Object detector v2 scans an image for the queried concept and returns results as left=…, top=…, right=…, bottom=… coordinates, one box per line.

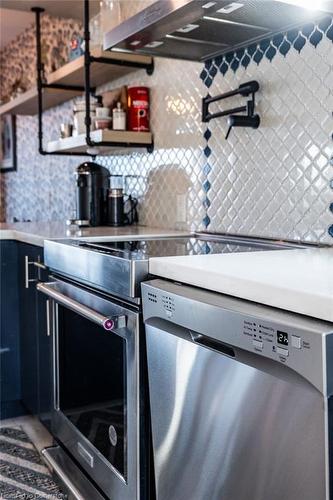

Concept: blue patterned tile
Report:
left=279, top=39, right=291, bottom=56
left=241, top=54, right=251, bottom=68
left=209, top=65, right=218, bottom=78
left=265, top=45, right=277, bottom=61
left=272, top=33, right=284, bottom=48
left=219, top=61, right=229, bottom=75
left=205, top=76, right=213, bottom=88
left=203, top=180, right=211, bottom=192
left=225, top=52, right=234, bottom=65
left=204, top=128, right=212, bottom=141
left=236, top=48, right=245, bottom=60
left=310, top=29, right=323, bottom=47
left=330, top=179, right=333, bottom=189
left=214, top=56, right=223, bottom=66
left=247, top=44, right=257, bottom=56
left=253, top=49, right=264, bottom=64
left=203, top=215, right=211, bottom=228
left=203, top=242, right=211, bottom=254
left=259, top=39, right=270, bottom=52
left=203, top=163, right=211, bottom=176
left=203, top=197, right=211, bottom=209
left=293, top=34, right=306, bottom=52
left=231, top=58, right=240, bottom=72
left=328, top=225, right=333, bottom=238
left=330, top=202, right=333, bottom=214
left=200, top=69, right=207, bottom=81
left=204, top=145, right=212, bottom=157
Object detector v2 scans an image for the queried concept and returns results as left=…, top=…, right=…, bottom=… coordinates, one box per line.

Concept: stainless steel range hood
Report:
left=104, top=0, right=333, bottom=61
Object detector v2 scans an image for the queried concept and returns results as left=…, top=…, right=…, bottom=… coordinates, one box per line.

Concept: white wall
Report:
left=1, top=15, right=332, bottom=243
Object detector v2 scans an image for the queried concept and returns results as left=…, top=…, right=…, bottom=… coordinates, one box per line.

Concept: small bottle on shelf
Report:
left=112, top=102, right=126, bottom=131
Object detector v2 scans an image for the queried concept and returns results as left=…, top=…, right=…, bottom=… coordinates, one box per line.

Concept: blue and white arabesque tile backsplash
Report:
left=1, top=14, right=332, bottom=243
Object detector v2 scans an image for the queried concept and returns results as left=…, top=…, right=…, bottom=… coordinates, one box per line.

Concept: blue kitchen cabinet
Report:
left=1, top=240, right=49, bottom=420
left=18, top=242, right=43, bottom=415
left=0, top=241, right=23, bottom=418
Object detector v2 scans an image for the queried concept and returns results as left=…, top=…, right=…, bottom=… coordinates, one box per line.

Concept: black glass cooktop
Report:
left=78, top=235, right=300, bottom=261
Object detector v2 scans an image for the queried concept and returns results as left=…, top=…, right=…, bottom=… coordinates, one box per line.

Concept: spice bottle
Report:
left=112, top=102, right=126, bottom=130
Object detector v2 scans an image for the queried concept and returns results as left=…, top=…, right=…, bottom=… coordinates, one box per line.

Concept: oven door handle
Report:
left=37, top=282, right=127, bottom=331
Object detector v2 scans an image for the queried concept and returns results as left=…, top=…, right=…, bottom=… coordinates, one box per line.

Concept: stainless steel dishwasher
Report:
left=142, top=279, right=333, bottom=500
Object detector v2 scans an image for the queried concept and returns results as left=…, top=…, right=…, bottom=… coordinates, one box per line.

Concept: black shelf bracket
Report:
left=89, top=55, right=154, bottom=75
left=202, top=80, right=260, bottom=140
left=31, top=6, right=45, bottom=156
left=32, top=0, right=154, bottom=157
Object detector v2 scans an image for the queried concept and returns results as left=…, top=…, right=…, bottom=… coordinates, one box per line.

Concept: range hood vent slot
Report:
left=104, top=0, right=333, bottom=61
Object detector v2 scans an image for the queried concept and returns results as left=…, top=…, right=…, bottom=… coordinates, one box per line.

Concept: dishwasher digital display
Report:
left=277, top=330, right=289, bottom=346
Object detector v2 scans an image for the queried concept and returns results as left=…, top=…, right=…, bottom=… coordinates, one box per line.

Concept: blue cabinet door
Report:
left=18, top=243, right=43, bottom=415
left=0, top=241, right=21, bottom=417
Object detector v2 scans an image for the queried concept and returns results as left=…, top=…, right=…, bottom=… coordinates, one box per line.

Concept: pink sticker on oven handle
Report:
left=103, top=319, right=114, bottom=330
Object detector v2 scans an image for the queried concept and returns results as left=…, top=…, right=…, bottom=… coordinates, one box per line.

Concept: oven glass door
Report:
left=37, top=279, right=141, bottom=500
left=57, top=304, right=127, bottom=478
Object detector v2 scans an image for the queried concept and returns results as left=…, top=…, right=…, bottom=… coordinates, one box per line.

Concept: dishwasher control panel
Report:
left=148, top=290, right=176, bottom=318
left=243, top=320, right=307, bottom=362
left=143, top=280, right=333, bottom=394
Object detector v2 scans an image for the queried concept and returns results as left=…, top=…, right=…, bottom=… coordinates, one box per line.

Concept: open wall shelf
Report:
left=46, top=130, right=153, bottom=155
left=1, top=0, right=154, bottom=156
left=0, top=87, right=77, bottom=116
left=48, top=48, right=153, bottom=88
left=0, top=49, right=153, bottom=117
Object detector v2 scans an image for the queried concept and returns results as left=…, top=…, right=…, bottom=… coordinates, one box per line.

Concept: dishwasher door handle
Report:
left=190, top=332, right=235, bottom=358
left=37, top=282, right=127, bottom=331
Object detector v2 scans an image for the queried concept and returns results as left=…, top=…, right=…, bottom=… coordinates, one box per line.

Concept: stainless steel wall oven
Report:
left=38, top=278, right=147, bottom=500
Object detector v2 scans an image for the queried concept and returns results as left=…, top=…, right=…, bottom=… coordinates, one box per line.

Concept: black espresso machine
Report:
left=67, top=161, right=138, bottom=227
left=69, top=162, right=110, bottom=227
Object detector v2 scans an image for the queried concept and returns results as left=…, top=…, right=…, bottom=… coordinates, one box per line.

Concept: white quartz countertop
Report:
left=0, top=221, right=191, bottom=247
left=149, top=248, right=333, bottom=323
